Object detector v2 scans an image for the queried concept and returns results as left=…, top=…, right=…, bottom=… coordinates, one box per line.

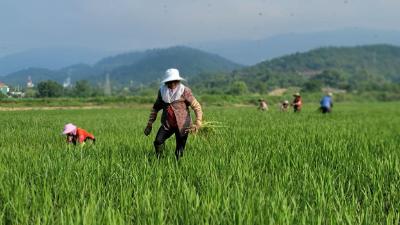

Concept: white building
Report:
left=63, top=77, right=72, bottom=88
left=27, top=76, right=34, bottom=88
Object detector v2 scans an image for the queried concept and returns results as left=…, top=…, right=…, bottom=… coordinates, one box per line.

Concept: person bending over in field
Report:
left=258, top=99, right=268, bottom=111
left=320, top=92, right=333, bottom=114
left=280, top=100, right=290, bottom=112
left=62, top=123, right=95, bottom=145
left=291, top=93, right=302, bottom=113
left=144, top=68, right=203, bottom=160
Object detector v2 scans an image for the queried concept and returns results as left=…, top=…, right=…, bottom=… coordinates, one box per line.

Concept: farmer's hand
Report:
left=66, top=135, right=73, bottom=143
left=186, top=121, right=201, bottom=134
left=144, top=124, right=152, bottom=136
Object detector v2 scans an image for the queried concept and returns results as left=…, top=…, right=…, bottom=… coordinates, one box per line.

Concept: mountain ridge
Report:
left=191, top=28, right=400, bottom=65
left=190, top=44, right=400, bottom=93
left=1, top=46, right=242, bottom=86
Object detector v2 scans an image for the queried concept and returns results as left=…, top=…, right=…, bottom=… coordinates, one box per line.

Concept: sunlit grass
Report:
left=0, top=102, right=399, bottom=224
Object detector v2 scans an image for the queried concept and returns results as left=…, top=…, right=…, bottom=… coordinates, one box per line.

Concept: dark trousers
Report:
left=154, top=126, right=188, bottom=159
left=321, top=107, right=331, bottom=114
left=68, top=135, right=95, bottom=145
left=294, top=106, right=301, bottom=113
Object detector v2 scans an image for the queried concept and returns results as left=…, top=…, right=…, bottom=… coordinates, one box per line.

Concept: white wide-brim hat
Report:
left=161, top=68, right=185, bottom=83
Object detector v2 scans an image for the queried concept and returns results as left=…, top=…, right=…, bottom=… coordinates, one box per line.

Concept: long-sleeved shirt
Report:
left=258, top=101, right=268, bottom=111
left=292, top=97, right=302, bottom=111
left=320, top=96, right=333, bottom=108
left=67, top=128, right=95, bottom=144
left=147, top=87, right=203, bottom=134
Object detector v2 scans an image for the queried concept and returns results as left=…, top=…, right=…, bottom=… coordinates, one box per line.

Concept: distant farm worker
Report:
left=62, top=123, right=95, bottom=145
left=291, top=93, right=302, bottom=112
left=320, top=92, right=333, bottom=113
left=258, top=99, right=268, bottom=111
left=144, top=68, right=203, bottom=160
left=280, top=100, right=290, bottom=112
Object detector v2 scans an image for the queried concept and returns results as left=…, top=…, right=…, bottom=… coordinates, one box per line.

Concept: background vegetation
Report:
left=3, top=45, right=399, bottom=102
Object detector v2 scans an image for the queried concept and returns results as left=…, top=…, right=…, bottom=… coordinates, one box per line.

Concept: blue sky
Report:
left=1, top=0, right=399, bottom=54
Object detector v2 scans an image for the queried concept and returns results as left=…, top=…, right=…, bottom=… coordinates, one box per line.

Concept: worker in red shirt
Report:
left=291, top=93, right=302, bottom=112
left=62, top=123, right=95, bottom=145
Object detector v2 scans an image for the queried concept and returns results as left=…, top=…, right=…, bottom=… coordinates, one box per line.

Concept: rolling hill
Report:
left=4, top=44, right=400, bottom=95
left=107, top=46, right=242, bottom=84
left=3, top=68, right=66, bottom=86
left=1, top=46, right=242, bottom=87
left=191, top=44, right=400, bottom=93
left=242, top=44, right=400, bottom=80
left=0, top=47, right=111, bottom=75
left=192, top=28, right=400, bottom=65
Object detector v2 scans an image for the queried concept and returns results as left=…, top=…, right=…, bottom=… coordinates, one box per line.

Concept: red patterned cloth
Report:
left=166, top=105, right=178, bottom=128
left=147, top=87, right=202, bottom=134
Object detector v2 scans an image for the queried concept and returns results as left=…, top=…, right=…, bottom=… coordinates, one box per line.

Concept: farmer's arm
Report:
left=66, top=135, right=72, bottom=143
left=147, top=91, right=163, bottom=126
left=191, top=98, right=203, bottom=127
left=185, top=88, right=203, bottom=127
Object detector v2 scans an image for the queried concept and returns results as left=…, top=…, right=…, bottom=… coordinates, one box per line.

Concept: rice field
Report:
left=0, top=102, right=399, bottom=224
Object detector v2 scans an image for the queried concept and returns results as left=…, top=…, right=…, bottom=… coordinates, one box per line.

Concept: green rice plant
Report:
left=191, top=120, right=227, bottom=138
left=0, top=102, right=399, bottom=224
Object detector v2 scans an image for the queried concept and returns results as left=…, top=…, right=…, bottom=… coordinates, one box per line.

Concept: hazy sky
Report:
left=1, top=0, right=400, bottom=54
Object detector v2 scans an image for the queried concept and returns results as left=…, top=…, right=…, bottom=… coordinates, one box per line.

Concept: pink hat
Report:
left=62, top=123, right=77, bottom=135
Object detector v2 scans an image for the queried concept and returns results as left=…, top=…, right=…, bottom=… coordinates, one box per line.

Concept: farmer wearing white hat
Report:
left=62, top=123, right=95, bottom=145
left=258, top=99, right=268, bottom=111
left=320, top=92, right=333, bottom=113
left=144, top=68, right=203, bottom=160
left=280, top=100, right=289, bottom=112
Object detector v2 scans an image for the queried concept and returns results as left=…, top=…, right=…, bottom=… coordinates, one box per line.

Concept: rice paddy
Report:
left=0, top=102, right=399, bottom=224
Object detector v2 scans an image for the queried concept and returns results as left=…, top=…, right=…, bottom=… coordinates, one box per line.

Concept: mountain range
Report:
left=0, top=47, right=112, bottom=76
left=1, top=28, right=400, bottom=90
left=1, top=46, right=241, bottom=86
left=191, top=28, right=400, bottom=65
left=2, top=28, right=400, bottom=77
left=190, top=44, right=400, bottom=93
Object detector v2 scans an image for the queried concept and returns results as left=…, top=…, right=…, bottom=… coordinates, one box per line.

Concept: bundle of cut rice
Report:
left=190, top=120, right=226, bottom=137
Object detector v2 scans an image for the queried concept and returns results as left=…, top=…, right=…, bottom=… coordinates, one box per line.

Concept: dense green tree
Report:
left=36, top=80, right=63, bottom=97
left=310, top=70, right=347, bottom=89
left=0, top=92, right=7, bottom=99
left=302, top=80, right=322, bottom=92
left=254, top=82, right=268, bottom=94
left=229, top=81, right=248, bottom=95
left=73, top=80, right=92, bottom=97
left=24, top=88, right=37, bottom=98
